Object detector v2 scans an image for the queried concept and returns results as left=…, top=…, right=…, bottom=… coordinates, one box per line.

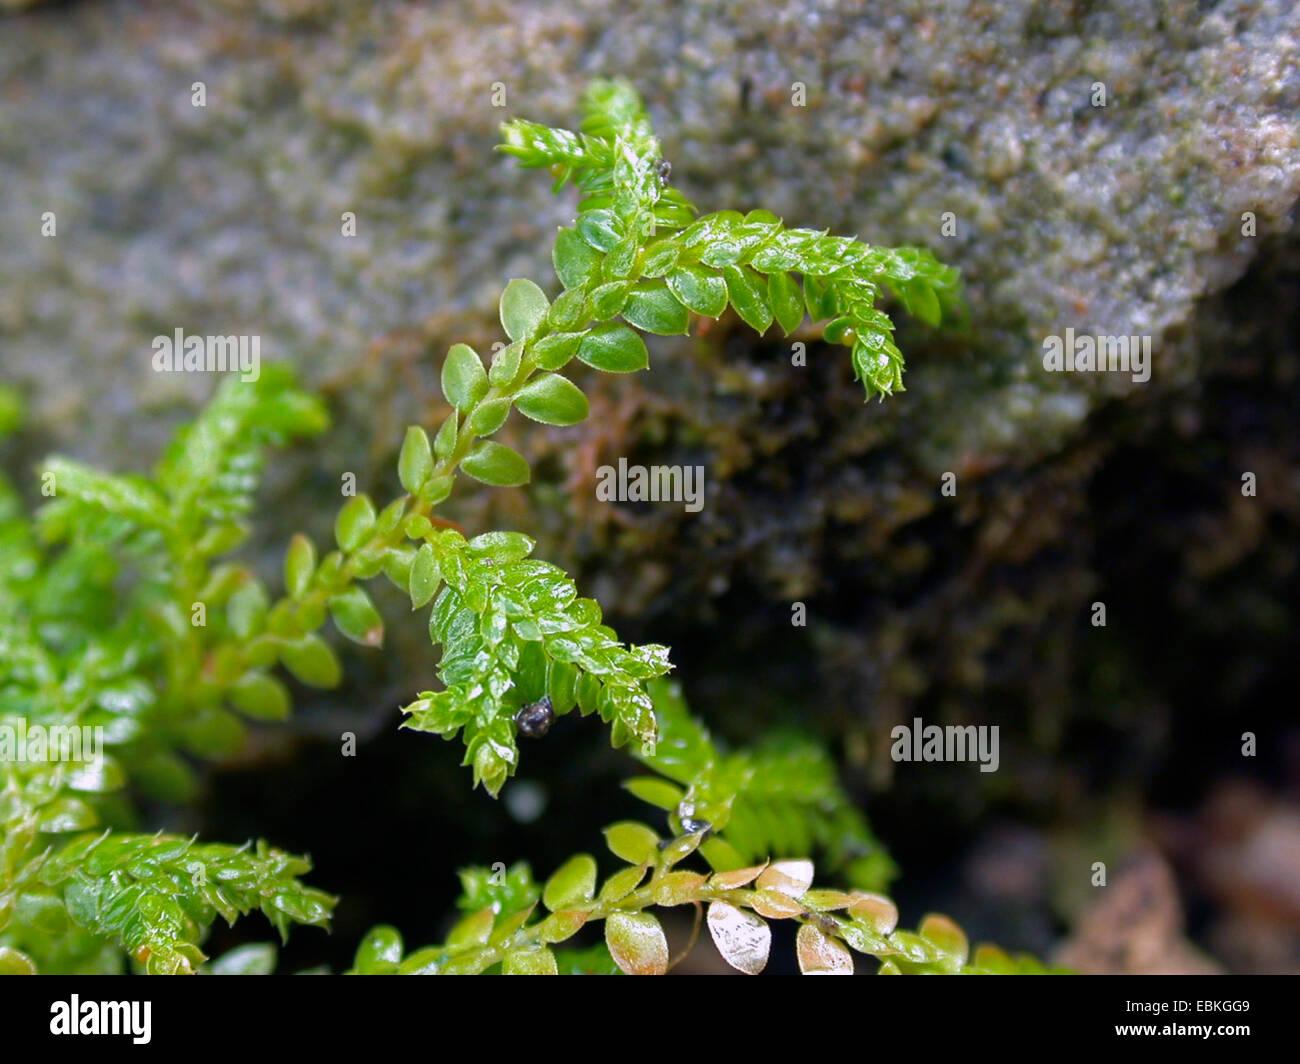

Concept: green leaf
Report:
left=640, top=240, right=680, bottom=278
left=553, top=227, right=602, bottom=289
left=602, top=234, right=639, bottom=280
left=350, top=926, right=404, bottom=973
left=38, top=834, right=334, bottom=975
left=284, top=534, right=316, bottom=599
left=605, top=912, right=668, bottom=976
left=398, top=427, right=434, bottom=494
left=514, top=374, right=589, bottom=426
left=229, top=672, right=292, bottom=722
left=803, top=274, right=838, bottom=321
left=577, top=209, right=622, bottom=252
left=461, top=442, right=531, bottom=487
left=542, top=854, right=597, bottom=911
left=598, top=865, right=647, bottom=904
left=901, top=279, right=942, bottom=328
left=467, top=397, right=512, bottom=437
left=722, top=265, right=773, bottom=334
left=227, top=581, right=269, bottom=640
left=603, top=821, right=660, bottom=865
left=206, top=943, right=278, bottom=975
left=37, top=797, right=98, bottom=833
left=768, top=271, right=804, bottom=335
left=667, top=264, right=727, bottom=317
left=442, top=343, right=489, bottom=411
left=335, top=495, right=376, bottom=553
left=419, top=474, right=455, bottom=506
left=503, top=946, right=558, bottom=975
left=467, top=530, right=536, bottom=562
left=489, top=341, right=524, bottom=388
left=825, top=315, right=855, bottom=344
left=329, top=586, right=384, bottom=646
left=547, top=287, right=588, bottom=330
left=532, top=331, right=584, bottom=371
left=577, top=323, right=648, bottom=373
left=408, top=543, right=440, bottom=608
left=623, top=777, right=685, bottom=811
left=38, top=457, right=169, bottom=529
left=500, top=278, right=550, bottom=342
left=623, top=282, right=690, bottom=335
left=0, top=948, right=36, bottom=976
left=281, top=634, right=342, bottom=688
left=588, top=280, right=630, bottom=320
left=433, top=413, right=458, bottom=459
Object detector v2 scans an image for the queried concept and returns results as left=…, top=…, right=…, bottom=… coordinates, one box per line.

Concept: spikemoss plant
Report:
left=0, top=82, right=1049, bottom=976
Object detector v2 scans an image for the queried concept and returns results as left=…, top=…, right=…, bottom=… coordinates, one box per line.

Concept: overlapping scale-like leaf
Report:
left=401, top=530, right=671, bottom=796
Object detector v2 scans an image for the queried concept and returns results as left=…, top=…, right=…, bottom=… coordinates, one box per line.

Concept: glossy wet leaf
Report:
left=657, top=831, right=704, bottom=868
left=577, top=209, right=622, bottom=252
left=623, top=282, right=690, bottom=335
left=553, top=227, right=601, bottom=289
left=722, top=265, right=773, bottom=334
left=768, top=271, right=805, bottom=335
left=351, top=926, right=403, bottom=973
left=667, top=264, right=727, bottom=317
left=514, top=373, right=589, bottom=426
left=577, top=322, right=648, bottom=373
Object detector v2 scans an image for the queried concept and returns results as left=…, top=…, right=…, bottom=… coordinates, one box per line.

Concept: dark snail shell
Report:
left=515, top=696, right=555, bottom=739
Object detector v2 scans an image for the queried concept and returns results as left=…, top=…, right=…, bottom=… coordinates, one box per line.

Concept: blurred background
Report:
left=2, top=0, right=1298, bottom=972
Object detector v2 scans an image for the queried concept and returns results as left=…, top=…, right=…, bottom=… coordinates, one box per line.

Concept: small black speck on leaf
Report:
left=515, top=696, right=554, bottom=738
